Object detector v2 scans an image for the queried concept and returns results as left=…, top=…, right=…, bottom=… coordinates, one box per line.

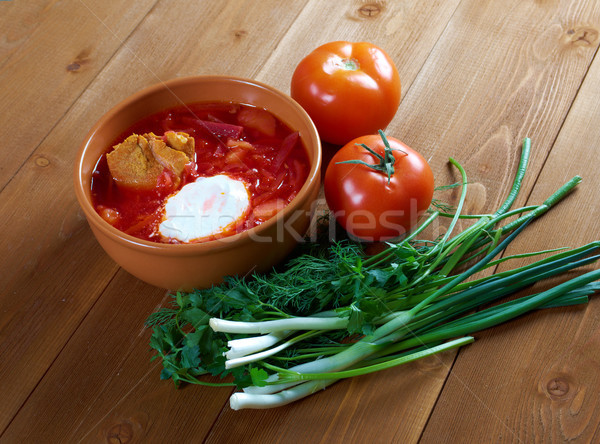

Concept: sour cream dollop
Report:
left=159, top=175, right=250, bottom=242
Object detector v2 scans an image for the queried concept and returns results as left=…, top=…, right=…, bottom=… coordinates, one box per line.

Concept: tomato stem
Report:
left=336, top=130, right=406, bottom=184
left=340, top=57, right=360, bottom=71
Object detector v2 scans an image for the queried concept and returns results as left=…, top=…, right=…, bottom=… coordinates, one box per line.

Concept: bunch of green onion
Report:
left=146, top=138, right=600, bottom=410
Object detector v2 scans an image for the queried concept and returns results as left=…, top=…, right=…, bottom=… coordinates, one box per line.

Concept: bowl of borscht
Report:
left=74, top=76, right=322, bottom=290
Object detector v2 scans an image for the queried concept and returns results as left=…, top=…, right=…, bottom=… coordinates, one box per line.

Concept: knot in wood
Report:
left=106, top=422, right=134, bottom=444
left=546, top=377, right=569, bottom=398
left=564, top=26, right=599, bottom=47
left=415, top=354, right=444, bottom=373
left=66, top=62, right=81, bottom=72
left=35, top=156, right=50, bottom=167
left=358, top=3, right=383, bottom=18
left=234, top=30, right=247, bottom=38
left=67, top=48, right=91, bottom=72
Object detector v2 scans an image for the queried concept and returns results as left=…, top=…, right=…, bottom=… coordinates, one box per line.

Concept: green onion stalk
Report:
left=146, top=138, right=600, bottom=410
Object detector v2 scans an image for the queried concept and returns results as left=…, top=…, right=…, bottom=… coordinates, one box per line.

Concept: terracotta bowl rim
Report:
left=73, top=75, right=322, bottom=257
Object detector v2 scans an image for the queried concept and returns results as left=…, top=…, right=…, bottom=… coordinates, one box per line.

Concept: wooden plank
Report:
left=0, top=0, right=310, bottom=437
left=0, top=0, right=159, bottom=431
left=421, top=32, right=600, bottom=444
left=1, top=270, right=454, bottom=443
left=2, top=0, right=598, bottom=442
left=391, top=0, right=600, bottom=215
left=200, top=1, right=472, bottom=442
left=205, top=352, right=458, bottom=444
left=0, top=0, right=158, bottom=190
left=205, top=0, right=600, bottom=442
left=254, top=0, right=461, bottom=99
left=2, top=0, right=463, bottom=439
left=0, top=272, right=237, bottom=443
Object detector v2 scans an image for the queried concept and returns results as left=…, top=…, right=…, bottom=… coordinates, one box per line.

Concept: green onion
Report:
left=146, top=138, right=599, bottom=409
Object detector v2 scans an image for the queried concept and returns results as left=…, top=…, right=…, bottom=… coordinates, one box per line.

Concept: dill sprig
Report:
left=145, top=138, right=600, bottom=409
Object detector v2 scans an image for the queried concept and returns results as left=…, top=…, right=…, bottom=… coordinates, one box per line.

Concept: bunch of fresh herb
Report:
left=146, top=139, right=600, bottom=409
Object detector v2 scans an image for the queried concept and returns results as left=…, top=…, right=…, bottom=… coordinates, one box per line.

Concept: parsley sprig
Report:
left=146, top=138, right=600, bottom=409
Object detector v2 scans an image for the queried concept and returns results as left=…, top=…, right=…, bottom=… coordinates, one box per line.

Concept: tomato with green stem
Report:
left=324, top=131, right=434, bottom=241
left=290, top=41, right=401, bottom=146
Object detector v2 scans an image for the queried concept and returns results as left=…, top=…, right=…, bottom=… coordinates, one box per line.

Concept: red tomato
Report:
left=291, top=41, right=401, bottom=146
left=324, top=133, right=434, bottom=241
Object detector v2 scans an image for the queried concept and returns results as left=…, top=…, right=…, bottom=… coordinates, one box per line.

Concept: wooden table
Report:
left=2, top=1, right=600, bottom=442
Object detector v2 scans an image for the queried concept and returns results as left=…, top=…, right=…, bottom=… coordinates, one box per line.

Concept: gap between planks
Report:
left=0, top=0, right=161, bottom=196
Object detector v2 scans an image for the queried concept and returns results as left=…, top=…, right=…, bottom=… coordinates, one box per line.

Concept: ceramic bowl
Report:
left=74, top=76, right=321, bottom=290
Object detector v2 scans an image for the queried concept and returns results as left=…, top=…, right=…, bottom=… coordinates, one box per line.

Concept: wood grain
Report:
left=1, top=0, right=599, bottom=442
left=0, top=0, right=159, bottom=190
left=254, top=0, right=462, bottom=95
left=0, top=0, right=161, bottom=430
left=0, top=271, right=236, bottom=443
left=421, top=28, right=600, bottom=443
left=205, top=351, right=457, bottom=444
left=204, top=2, right=478, bottom=442
left=377, top=0, right=600, bottom=268
left=205, top=0, right=600, bottom=442
left=0, top=0, right=309, bottom=435
left=391, top=0, right=600, bottom=209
